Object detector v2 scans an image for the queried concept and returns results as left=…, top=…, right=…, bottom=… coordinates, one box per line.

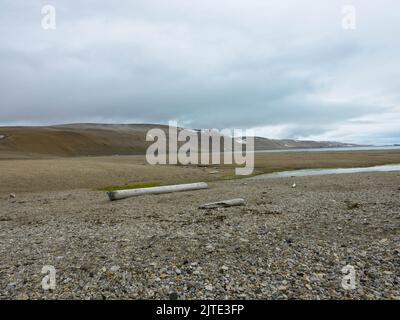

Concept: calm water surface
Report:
left=251, top=164, right=400, bottom=179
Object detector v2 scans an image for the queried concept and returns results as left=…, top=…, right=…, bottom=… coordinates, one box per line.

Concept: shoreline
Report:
left=1, top=150, right=400, bottom=194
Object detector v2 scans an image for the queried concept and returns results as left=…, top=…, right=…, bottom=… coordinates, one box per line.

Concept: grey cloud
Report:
left=0, top=0, right=400, bottom=144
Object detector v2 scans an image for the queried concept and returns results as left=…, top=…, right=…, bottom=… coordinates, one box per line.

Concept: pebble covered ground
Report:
left=0, top=172, right=399, bottom=299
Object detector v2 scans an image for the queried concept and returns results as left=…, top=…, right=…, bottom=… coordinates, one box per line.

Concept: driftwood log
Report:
left=108, top=182, right=208, bottom=201
left=199, top=198, right=245, bottom=209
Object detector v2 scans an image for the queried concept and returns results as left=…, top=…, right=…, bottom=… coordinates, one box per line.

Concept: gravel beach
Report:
left=0, top=172, right=399, bottom=300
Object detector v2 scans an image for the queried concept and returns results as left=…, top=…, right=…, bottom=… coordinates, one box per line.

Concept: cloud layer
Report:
left=0, top=0, right=399, bottom=144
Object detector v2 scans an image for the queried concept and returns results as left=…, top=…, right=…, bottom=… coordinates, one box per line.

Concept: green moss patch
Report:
left=96, top=181, right=161, bottom=191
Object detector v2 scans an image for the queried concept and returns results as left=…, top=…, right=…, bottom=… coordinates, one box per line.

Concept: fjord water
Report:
left=251, top=164, right=400, bottom=179
left=255, top=146, right=400, bottom=154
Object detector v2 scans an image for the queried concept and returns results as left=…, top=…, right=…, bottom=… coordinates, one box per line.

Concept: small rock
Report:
left=205, top=284, right=213, bottom=291
left=285, top=238, right=293, bottom=245
left=169, top=292, right=179, bottom=300
left=110, top=265, right=120, bottom=272
left=16, top=293, right=29, bottom=300
left=206, top=244, right=214, bottom=251
left=8, top=282, right=17, bottom=288
left=9, top=193, right=16, bottom=198
left=346, top=201, right=360, bottom=210
left=175, top=268, right=182, bottom=275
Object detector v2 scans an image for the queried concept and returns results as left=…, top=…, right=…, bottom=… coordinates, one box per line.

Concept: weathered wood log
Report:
left=107, top=182, right=208, bottom=201
left=199, top=198, right=245, bottom=209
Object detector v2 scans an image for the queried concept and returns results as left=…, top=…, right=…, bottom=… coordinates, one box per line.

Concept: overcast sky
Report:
left=0, top=0, right=399, bottom=144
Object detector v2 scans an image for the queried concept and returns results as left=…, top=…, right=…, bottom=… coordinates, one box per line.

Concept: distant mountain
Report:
left=0, top=123, right=360, bottom=159
left=252, top=136, right=359, bottom=150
